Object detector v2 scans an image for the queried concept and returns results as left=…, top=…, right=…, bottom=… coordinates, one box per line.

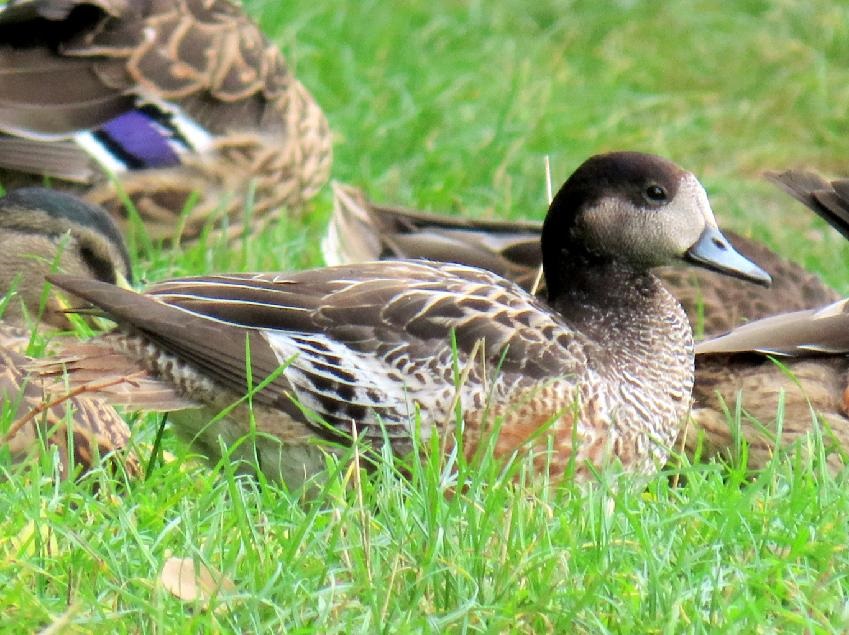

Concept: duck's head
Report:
left=541, top=151, right=771, bottom=298
left=0, top=187, right=131, bottom=329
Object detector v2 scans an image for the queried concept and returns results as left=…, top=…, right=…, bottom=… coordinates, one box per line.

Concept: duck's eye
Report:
left=644, top=185, right=668, bottom=203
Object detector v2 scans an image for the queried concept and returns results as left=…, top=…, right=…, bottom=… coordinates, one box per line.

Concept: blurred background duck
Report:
left=0, top=0, right=332, bottom=244
left=0, top=187, right=138, bottom=479
left=324, top=170, right=849, bottom=473
left=0, top=187, right=131, bottom=329
left=689, top=170, right=849, bottom=473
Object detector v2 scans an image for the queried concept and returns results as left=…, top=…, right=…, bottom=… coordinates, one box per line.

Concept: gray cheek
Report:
left=662, top=203, right=706, bottom=254
left=581, top=199, right=702, bottom=264
left=580, top=204, right=641, bottom=254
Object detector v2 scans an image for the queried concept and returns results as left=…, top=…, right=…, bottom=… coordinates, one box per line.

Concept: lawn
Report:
left=2, top=0, right=849, bottom=631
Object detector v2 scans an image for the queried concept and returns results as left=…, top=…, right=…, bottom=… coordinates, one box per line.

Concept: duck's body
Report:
left=0, top=0, right=332, bottom=242
left=326, top=171, right=849, bottom=471
left=51, top=260, right=692, bottom=484
left=678, top=171, right=849, bottom=471
left=0, top=187, right=137, bottom=479
left=690, top=295, right=849, bottom=472
left=689, top=352, right=849, bottom=472
left=40, top=152, right=768, bottom=487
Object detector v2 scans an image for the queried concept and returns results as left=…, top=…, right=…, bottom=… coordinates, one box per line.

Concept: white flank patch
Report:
left=262, top=330, right=415, bottom=426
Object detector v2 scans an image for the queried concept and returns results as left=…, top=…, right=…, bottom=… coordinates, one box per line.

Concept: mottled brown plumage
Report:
left=38, top=152, right=769, bottom=488
left=0, top=188, right=137, bottom=478
left=325, top=172, right=849, bottom=472
left=0, top=0, right=332, bottom=243
left=1, top=326, right=139, bottom=478
left=690, top=299, right=849, bottom=473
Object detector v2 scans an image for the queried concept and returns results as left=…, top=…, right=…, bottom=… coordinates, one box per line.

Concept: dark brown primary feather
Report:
left=766, top=169, right=849, bottom=243
left=0, top=0, right=332, bottom=242
left=39, top=276, right=294, bottom=409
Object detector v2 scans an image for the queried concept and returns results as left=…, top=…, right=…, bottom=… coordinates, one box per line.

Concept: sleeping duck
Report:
left=0, top=0, right=332, bottom=244
left=0, top=187, right=138, bottom=479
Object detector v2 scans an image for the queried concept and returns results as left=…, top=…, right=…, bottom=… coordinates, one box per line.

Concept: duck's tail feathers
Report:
left=766, top=169, right=849, bottom=242
left=28, top=339, right=198, bottom=411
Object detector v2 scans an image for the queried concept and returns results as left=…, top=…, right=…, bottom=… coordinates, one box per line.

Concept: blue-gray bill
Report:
left=685, top=226, right=772, bottom=287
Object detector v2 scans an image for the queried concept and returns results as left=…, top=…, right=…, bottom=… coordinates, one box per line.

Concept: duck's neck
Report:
left=548, top=258, right=694, bottom=383
left=549, top=258, right=695, bottom=461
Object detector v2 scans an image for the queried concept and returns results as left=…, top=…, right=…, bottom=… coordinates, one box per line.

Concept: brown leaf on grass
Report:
left=159, top=556, right=236, bottom=605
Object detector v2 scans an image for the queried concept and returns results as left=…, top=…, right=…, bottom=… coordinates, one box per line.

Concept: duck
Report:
left=0, top=187, right=138, bottom=479
left=0, top=0, right=332, bottom=244
left=325, top=170, right=849, bottom=471
left=34, top=152, right=769, bottom=488
left=692, top=298, right=849, bottom=473
left=1, top=336, right=140, bottom=479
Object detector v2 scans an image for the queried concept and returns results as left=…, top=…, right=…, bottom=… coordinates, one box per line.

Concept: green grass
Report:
left=3, top=0, right=849, bottom=631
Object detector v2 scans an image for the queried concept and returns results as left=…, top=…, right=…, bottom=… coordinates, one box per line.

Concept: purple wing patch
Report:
left=96, top=109, right=186, bottom=170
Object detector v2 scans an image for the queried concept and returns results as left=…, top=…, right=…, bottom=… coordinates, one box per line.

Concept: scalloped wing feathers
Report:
left=48, top=264, right=590, bottom=443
